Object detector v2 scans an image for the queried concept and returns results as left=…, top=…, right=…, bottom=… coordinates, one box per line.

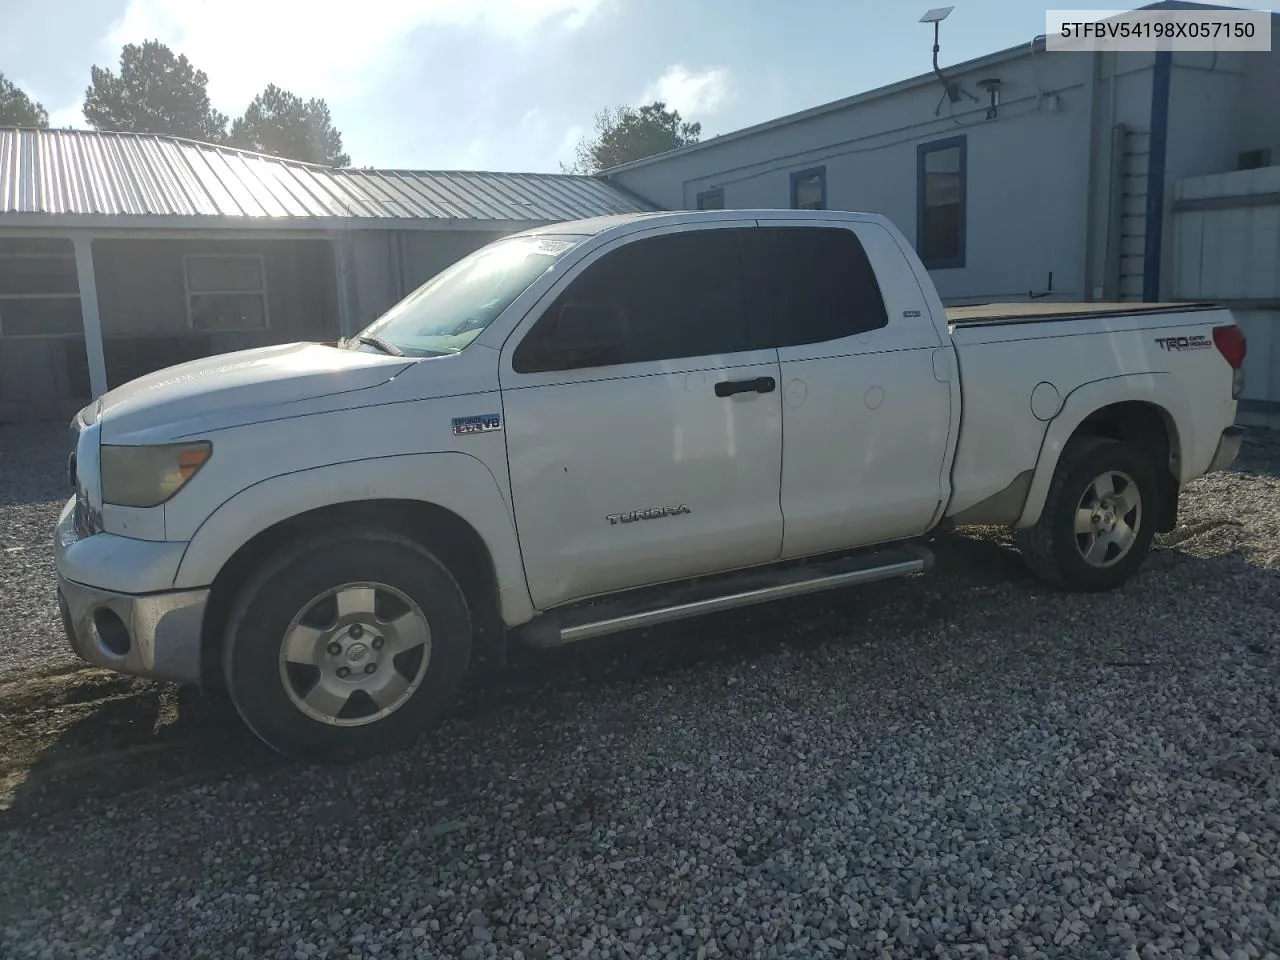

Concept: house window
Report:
left=0, top=237, right=83, bottom=337
left=790, top=167, right=826, bottom=210
left=917, top=135, right=967, bottom=269
left=1239, top=148, right=1272, bottom=171
left=184, top=254, right=269, bottom=330
left=696, top=187, right=725, bottom=210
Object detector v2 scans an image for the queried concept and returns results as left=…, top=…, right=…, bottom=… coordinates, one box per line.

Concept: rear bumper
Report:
left=54, top=496, right=207, bottom=685
left=1207, top=425, right=1244, bottom=474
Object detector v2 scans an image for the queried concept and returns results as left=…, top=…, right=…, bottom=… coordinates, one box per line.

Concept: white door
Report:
left=749, top=219, right=956, bottom=559
left=499, top=223, right=784, bottom=610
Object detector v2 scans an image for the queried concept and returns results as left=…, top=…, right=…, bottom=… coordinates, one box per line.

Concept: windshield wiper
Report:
left=351, top=335, right=404, bottom=356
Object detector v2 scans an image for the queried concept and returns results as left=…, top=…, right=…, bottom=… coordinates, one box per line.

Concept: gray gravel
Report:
left=0, top=423, right=74, bottom=676
left=1, top=424, right=1279, bottom=959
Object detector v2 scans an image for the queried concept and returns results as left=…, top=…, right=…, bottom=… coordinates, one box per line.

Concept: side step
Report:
left=515, top=544, right=934, bottom=649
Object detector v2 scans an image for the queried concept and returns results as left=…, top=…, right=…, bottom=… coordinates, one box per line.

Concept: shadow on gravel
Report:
left=0, top=669, right=280, bottom=830
left=0, top=527, right=1251, bottom=830
left=1227, top=433, right=1280, bottom=479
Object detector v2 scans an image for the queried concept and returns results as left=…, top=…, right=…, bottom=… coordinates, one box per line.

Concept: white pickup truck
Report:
left=55, top=209, right=1247, bottom=761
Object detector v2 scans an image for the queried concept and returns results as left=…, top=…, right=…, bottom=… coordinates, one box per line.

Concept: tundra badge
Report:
left=607, top=505, right=692, bottom=525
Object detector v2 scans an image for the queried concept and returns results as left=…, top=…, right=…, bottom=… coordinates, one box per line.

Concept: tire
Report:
left=1018, top=435, right=1160, bottom=592
left=222, top=526, right=472, bottom=763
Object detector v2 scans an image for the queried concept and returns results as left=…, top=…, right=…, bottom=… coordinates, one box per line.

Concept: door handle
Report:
left=715, top=376, right=777, bottom=397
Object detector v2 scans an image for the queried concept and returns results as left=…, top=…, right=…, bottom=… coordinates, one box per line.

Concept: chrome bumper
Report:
left=57, top=575, right=208, bottom=684
left=1208, top=425, right=1244, bottom=473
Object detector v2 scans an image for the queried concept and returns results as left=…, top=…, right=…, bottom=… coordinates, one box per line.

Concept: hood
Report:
left=94, top=341, right=414, bottom=443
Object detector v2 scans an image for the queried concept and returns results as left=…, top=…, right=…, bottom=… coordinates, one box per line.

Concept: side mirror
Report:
left=553, top=302, right=629, bottom=354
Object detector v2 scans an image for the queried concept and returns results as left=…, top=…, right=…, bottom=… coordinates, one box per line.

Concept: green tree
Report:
left=0, top=72, right=49, bottom=128
left=230, top=84, right=349, bottom=166
left=83, top=40, right=228, bottom=142
left=565, top=101, right=701, bottom=174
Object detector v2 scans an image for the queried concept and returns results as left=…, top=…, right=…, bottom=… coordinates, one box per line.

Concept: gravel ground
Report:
left=1, top=424, right=1279, bottom=959
left=0, top=423, right=74, bottom=677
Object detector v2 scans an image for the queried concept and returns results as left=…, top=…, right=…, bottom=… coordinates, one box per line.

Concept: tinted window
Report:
left=745, top=226, right=888, bottom=348
left=512, top=229, right=749, bottom=372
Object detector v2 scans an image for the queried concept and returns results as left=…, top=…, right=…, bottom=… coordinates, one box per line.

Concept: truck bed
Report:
left=946, top=301, right=1220, bottom=327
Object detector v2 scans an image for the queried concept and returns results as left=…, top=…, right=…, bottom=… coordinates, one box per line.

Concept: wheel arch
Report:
left=175, top=453, right=535, bottom=689
left=1015, top=374, right=1186, bottom=532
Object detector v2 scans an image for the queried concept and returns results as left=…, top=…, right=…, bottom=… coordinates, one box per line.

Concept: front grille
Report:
left=66, top=411, right=101, bottom=538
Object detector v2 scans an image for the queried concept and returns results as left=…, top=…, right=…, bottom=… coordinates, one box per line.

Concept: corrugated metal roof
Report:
left=0, top=128, right=657, bottom=226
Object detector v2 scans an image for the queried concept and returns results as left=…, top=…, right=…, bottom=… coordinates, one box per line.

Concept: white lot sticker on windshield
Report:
left=536, top=239, right=575, bottom=255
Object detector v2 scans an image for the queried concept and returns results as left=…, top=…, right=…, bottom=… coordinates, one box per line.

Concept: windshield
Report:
left=352, top=234, right=582, bottom=358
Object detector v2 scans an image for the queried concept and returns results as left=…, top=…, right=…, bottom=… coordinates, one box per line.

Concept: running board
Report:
left=514, top=544, right=933, bottom=649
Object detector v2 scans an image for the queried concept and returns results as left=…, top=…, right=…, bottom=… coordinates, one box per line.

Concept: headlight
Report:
left=100, top=442, right=212, bottom=508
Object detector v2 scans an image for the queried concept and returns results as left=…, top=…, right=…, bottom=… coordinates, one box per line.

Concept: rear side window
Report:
left=512, top=229, right=749, bottom=372
left=746, top=226, right=888, bottom=348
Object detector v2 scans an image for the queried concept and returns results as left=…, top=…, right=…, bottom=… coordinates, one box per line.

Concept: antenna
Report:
left=920, top=6, right=962, bottom=103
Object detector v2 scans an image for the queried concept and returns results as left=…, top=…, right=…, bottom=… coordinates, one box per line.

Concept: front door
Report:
left=499, top=223, right=784, bottom=610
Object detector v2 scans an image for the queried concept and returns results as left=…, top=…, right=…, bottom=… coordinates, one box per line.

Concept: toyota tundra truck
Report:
left=54, top=209, right=1248, bottom=761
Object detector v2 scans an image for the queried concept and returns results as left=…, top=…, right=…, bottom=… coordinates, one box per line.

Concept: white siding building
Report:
left=601, top=1, right=1280, bottom=427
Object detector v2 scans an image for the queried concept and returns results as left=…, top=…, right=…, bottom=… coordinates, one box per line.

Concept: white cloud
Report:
left=19, top=79, right=85, bottom=129
left=101, top=0, right=606, bottom=111
left=46, top=101, right=87, bottom=129
left=559, top=124, right=584, bottom=151
left=640, top=65, right=732, bottom=119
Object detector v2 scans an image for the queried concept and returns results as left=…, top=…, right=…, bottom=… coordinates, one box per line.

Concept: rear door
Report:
left=748, top=219, right=956, bottom=559
left=499, top=223, right=785, bottom=610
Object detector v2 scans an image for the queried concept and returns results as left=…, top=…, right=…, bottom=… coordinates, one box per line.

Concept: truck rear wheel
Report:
left=222, top=527, right=471, bottom=763
left=1018, top=436, right=1159, bottom=592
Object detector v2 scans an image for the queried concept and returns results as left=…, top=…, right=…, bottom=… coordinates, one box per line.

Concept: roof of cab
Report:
left=515, top=208, right=896, bottom=242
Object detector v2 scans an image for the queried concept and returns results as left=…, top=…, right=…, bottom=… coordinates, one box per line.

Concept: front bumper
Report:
left=57, top=577, right=208, bottom=684
left=54, top=498, right=207, bottom=685
left=1207, top=425, right=1245, bottom=473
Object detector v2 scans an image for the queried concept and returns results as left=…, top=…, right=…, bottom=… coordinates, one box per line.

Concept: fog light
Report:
left=93, top=608, right=131, bottom=657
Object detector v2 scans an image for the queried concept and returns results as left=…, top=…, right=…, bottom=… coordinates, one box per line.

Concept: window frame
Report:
left=509, top=224, right=757, bottom=375
left=789, top=166, right=827, bottom=211
left=0, top=242, right=84, bottom=339
left=916, top=134, right=967, bottom=270
left=182, top=252, right=271, bottom=332
left=696, top=187, right=725, bottom=210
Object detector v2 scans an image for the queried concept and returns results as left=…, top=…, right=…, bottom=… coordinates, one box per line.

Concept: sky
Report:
left=2, top=0, right=1278, bottom=172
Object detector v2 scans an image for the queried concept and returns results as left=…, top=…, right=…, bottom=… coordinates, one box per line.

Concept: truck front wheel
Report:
left=1018, top=436, right=1160, bottom=592
left=222, top=527, right=472, bottom=762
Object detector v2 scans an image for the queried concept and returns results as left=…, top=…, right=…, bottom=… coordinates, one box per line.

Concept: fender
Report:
left=171, top=452, right=536, bottom=625
left=1014, top=373, right=1188, bottom=530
